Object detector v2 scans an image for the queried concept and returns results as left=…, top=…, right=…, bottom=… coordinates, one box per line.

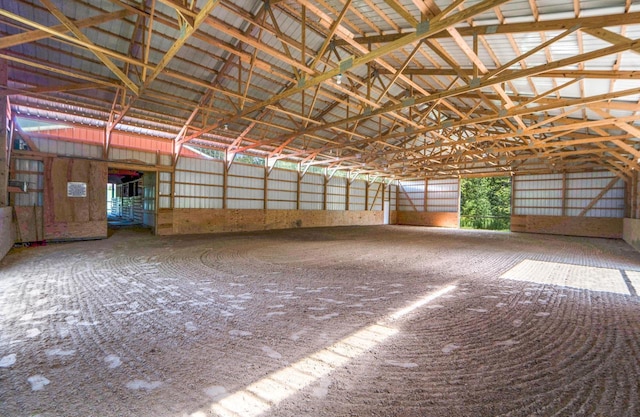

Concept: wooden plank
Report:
left=397, top=211, right=459, bottom=228
left=0, top=59, right=7, bottom=207
left=514, top=215, right=622, bottom=238
left=44, top=157, right=107, bottom=240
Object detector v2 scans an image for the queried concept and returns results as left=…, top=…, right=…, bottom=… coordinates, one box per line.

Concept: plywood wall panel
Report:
left=510, top=215, right=622, bottom=238
left=0, top=207, right=15, bottom=260
left=397, top=211, right=459, bottom=228
left=166, top=209, right=383, bottom=235
left=44, top=157, right=107, bottom=240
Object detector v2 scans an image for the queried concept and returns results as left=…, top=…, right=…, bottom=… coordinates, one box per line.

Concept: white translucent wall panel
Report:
left=175, top=171, right=223, bottom=186
left=227, top=176, right=263, bottom=189
left=267, top=168, right=297, bottom=210
left=177, top=157, right=223, bottom=173
left=175, top=197, right=221, bottom=209
left=158, top=172, right=172, bottom=209
left=109, top=148, right=156, bottom=164
left=327, top=177, right=346, bottom=210
left=159, top=154, right=172, bottom=166
left=229, top=163, right=263, bottom=179
left=300, top=173, right=324, bottom=210
left=389, top=183, right=397, bottom=208
left=427, top=178, right=459, bottom=213
left=268, top=200, right=296, bottom=209
left=368, top=182, right=383, bottom=210
left=227, top=187, right=263, bottom=199
left=227, top=164, right=264, bottom=207
left=398, top=179, right=424, bottom=211
left=349, top=180, right=367, bottom=211
left=33, top=138, right=102, bottom=158
left=159, top=196, right=171, bottom=208
left=227, top=199, right=263, bottom=209
left=513, top=174, right=563, bottom=216
left=270, top=168, right=297, bottom=182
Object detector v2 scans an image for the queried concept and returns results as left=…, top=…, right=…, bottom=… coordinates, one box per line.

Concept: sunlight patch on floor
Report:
left=192, top=284, right=457, bottom=417
left=501, top=259, right=631, bottom=295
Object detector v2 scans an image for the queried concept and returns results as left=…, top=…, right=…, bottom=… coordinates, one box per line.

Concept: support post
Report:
left=365, top=178, right=369, bottom=211
left=0, top=59, right=7, bottom=206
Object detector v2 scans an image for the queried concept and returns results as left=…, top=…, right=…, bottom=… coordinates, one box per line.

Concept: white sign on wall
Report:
left=67, top=182, right=87, bottom=198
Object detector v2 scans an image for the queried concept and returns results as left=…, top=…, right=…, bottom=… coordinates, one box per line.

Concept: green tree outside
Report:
left=460, top=177, right=511, bottom=230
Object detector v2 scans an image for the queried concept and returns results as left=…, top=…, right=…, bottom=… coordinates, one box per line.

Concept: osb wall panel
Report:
left=390, top=211, right=398, bottom=225
left=623, top=218, right=640, bottom=251
left=0, top=207, right=15, bottom=260
left=167, top=209, right=384, bottom=235
left=511, top=215, right=622, bottom=239
left=156, top=209, right=174, bottom=236
left=397, top=211, right=459, bottom=228
left=44, top=157, right=107, bottom=240
left=14, top=206, right=43, bottom=243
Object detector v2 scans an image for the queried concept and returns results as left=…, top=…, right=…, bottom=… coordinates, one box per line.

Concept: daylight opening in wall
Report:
left=460, top=176, right=511, bottom=231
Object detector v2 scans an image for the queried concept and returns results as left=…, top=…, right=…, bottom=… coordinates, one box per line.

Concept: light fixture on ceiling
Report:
left=223, top=123, right=228, bottom=131
left=336, top=73, right=342, bottom=85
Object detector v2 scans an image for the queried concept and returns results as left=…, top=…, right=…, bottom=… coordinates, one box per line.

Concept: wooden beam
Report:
left=0, top=59, right=7, bottom=206
left=144, top=0, right=220, bottom=89
left=183, top=0, right=511, bottom=142
left=38, top=0, right=139, bottom=94
left=0, top=9, right=132, bottom=49
left=333, top=11, right=640, bottom=46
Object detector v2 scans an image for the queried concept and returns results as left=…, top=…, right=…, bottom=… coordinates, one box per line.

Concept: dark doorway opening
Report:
left=107, top=169, right=156, bottom=231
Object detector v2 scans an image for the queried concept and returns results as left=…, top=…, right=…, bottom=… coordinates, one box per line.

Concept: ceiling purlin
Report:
left=334, top=11, right=640, bottom=47
left=181, top=0, right=511, bottom=143
left=0, top=9, right=132, bottom=49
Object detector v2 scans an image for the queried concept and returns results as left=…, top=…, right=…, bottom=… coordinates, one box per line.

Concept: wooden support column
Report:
left=364, top=178, right=369, bottom=211
left=510, top=175, right=516, bottom=215
left=323, top=174, right=328, bottom=211
left=629, top=171, right=638, bottom=219
left=561, top=173, right=567, bottom=216
left=263, top=163, right=268, bottom=210
left=0, top=59, right=7, bottom=206
left=296, top=170, right=301, bottom=210
left=345, top=177, right=350, bottom=211
left=424, top=178, right=429, bottom=212
left=223, top=154, right=229, bottom=210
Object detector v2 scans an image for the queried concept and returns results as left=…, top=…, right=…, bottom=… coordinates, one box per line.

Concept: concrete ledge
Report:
left=158, top=209, right=384, bottom=235
left=396, top=211, right=459, bottom=228
left=511, top=215, right=622, bottom=239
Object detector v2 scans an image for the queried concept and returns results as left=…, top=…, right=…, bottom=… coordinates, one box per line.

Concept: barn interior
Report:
left=1, top=0, right=640, bottom=416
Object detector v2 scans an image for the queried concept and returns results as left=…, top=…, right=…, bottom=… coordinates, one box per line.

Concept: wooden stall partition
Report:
left=44, top=157, right=107, bottom=240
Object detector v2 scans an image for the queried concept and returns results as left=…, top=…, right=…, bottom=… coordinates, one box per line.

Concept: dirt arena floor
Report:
left=1, top=225, right=640, bottom=417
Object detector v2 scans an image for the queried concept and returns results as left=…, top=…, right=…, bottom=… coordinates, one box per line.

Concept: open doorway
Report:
left=107, top=168, right=156, bottom=231
left=459, top=176, right=511, bottom=231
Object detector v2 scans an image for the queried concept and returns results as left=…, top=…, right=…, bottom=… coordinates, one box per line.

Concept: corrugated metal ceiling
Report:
left=1, top=0, right=639, bottom=179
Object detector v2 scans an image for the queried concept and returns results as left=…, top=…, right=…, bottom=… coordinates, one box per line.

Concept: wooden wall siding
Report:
left=159, top=209, right=384, bottom=235
left=44, top=157, right=107, bottom=240
left=0, top=207, right=15, bottom=260
left=396, top=211, right=459, bottom=228
left=14, top=206, right=43, bottom=243
left=12, top=158, right=44, bottom=243
left=511, top=215, right=622, bottom=238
